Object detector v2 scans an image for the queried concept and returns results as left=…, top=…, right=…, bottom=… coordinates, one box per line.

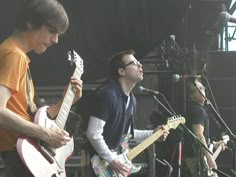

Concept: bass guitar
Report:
left=91, top=116, right=185, bottom=177
left=17, top=50, right=84, bottom=177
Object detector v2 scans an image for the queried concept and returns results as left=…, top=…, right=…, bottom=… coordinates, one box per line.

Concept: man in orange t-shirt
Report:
left=0, top=0, right=83, bottom=177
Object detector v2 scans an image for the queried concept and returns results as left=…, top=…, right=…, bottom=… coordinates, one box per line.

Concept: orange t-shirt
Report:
left=0, top=37, right=35, bottom=151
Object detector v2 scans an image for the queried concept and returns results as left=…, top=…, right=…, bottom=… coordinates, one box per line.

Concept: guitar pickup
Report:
left=38, top=140, right=55, bottom=164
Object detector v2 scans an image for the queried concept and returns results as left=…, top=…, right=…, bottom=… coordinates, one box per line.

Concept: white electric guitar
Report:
left=206, top=135, right=229, bottom=177
left=91, top=116, right=185, bottom=177
left=17, top=50, right=84, bottom=177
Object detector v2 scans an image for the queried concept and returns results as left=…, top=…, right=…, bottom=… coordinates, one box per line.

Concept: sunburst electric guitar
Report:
left=17, top=50, right=84, bottom=177
left=91, top=116, right=186, bottom=177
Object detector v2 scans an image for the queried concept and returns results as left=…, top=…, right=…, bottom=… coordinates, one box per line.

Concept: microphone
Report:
left=172, top=74, right=202, bottom=82
left=138, top=86, right=159, bottom=96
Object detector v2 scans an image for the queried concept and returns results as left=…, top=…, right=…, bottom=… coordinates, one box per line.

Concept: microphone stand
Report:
left=155, top=158, right=173, bottom=177
left=152, top=95, right=184, bottom=177
left=180, top=124, right=213, bottom=155
left=157, top=93, right=177, bottom=116
left=206, top=99, right=236, bottom=172
left=153, top=95, right=175, bottom=117
left=152, top=94, right=201, bottom=177
left=205, top=99, right=236, bottom=141
left=153, top=92, right=215, bottom=177
left=212, top=168, right=232, bottom=177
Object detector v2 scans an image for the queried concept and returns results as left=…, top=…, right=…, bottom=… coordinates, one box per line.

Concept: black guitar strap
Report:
left=25, top=68, right=38, bottom=117
left=130, top=115, right=134, bottom=138
left=128, top=94, right=135, bottom=138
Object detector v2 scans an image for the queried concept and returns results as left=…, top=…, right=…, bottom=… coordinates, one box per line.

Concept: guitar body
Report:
left=17, top=106, right=74, bottom=177
left=91, top=145, right=141, bottom=177
left=16, top=50, right=84, bottom=177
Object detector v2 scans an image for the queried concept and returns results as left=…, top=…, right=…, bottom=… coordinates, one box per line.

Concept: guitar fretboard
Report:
left=212, top=135, right=229, bottom=160
left=55, top=67, right=82, bottom=129
left=126, top=117, right=185, bottom=161
left=127, top=125, right=168, bottom=160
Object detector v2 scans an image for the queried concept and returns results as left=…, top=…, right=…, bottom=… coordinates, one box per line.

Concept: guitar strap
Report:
left=25, top=68, right=38, bottom=117
left=130, top=115, right=134, bottom=138
left=127, top=94, right=135, bottom=138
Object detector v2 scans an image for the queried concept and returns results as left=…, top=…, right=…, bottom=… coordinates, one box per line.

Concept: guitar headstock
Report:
left=67, top=50, right=84, bottom=75
left=222, top=134, right=230, bottom=144
left=166, top=116, right=186, bottom=130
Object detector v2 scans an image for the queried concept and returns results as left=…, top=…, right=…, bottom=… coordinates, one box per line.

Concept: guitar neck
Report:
left=212, top=146, right=222, bottom=160
left=55, top=67, right=81, bottom=129
left=212, top=135, right=229, bottom=160
left=127, top=125, right=168, bottom=160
